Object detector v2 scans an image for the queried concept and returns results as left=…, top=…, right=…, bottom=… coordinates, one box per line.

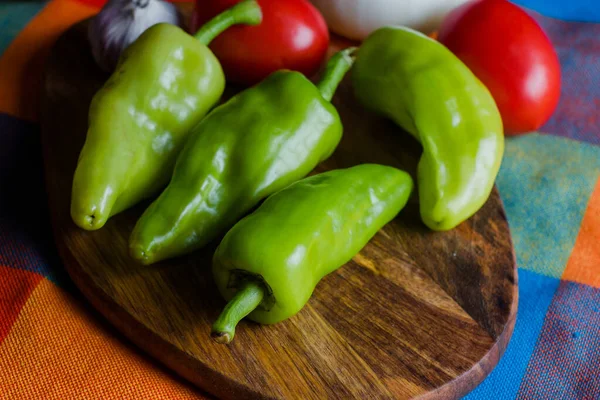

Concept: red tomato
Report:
left=191, top=0, right=330, bottom=86
left=438, top=0, right=561, bottom=135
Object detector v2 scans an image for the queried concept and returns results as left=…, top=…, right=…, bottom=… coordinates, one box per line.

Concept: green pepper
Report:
left=210, top=164, right=413, bottom=343
left=70, top=0, right=262, bottom=230
left=128, top=48, right=357, bottom=265
left=351, top=26, right=504, bottom=231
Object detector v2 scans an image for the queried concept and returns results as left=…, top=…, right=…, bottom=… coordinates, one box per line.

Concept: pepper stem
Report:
left=211, top=280, right=265, bottom=344
left=194, top=0, right=263, bottom=45
left=317, top=47, right=358, bottom=102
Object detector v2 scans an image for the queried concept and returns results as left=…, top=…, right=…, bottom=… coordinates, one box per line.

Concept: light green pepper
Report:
left=128, top=48, right=356, bottom=265
left=352, top=26, right=504, bottom=231
left=70, top=1, right=262, bottom=230
left=210, top=164, right=413, bottom=343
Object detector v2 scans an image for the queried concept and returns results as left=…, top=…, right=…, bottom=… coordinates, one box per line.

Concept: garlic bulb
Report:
left=89, top=0, right=183, bottom=72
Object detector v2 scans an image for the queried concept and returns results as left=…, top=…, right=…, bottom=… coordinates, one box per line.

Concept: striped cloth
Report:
left=0, top=0, right=598, bottom=398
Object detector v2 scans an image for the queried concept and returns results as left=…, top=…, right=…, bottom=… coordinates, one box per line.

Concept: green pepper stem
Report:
left=211, top=280, right=265, bottom=344
left=317, top=47, right=358, bottom=102
left=194, top=0, right=263, bottom=45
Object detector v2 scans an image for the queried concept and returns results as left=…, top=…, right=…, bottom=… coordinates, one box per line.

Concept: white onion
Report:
left=309, top=0, right=470, bottom=41
left=89, top=0, right=183, bottom=72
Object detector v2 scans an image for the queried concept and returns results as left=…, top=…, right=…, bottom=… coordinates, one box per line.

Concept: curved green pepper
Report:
left=70, top=0, right=262, bottom=230
left=352, top=26, right=504, bottom=231
left=128, top=48, right=357, bottom=265
left=210, top=164, right=413, bottom=343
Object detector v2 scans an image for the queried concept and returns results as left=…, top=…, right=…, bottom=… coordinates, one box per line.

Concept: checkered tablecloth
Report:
left=0, top=0, right=598, bottom=398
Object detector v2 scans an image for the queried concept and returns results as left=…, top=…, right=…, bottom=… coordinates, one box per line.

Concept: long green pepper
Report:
left=211, top=164, right=414, bottom=343
left=70, top=0, right=262, bottom=230
left=352, top=26, right=504, bottom=231
left=129, top=48, right=357, bottom=265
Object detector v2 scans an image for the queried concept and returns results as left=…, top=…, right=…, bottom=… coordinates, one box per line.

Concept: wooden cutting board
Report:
left=40, top=20, right=518, bottom=400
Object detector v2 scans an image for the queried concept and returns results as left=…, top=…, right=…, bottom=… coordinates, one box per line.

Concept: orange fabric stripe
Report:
left=0, top=0, right=99, bottom=122
left=562, top=177, right=600, bottom=287
left=0, top=266, right=43, bottom=343
left=0, top=279, right=205, bottom=399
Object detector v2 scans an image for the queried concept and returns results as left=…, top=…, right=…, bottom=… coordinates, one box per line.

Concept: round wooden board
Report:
left=41, top=20, right=518, bottom=400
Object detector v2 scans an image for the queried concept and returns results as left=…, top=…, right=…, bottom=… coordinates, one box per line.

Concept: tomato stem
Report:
left=211, top=280, right=265, bottom=344
left=194, top=0, right=263, bottom=46
left=317, top=47, right=357, bottom=102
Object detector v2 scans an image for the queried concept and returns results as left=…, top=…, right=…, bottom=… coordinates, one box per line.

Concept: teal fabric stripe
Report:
left=0, top=1, right=47, bottom=56
left=496, top=133, right=600, bottom=278
left=466, top=133, right=600, bottom=398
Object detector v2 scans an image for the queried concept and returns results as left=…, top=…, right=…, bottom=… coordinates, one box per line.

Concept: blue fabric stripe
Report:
left=512, top=0, right=600, bottom=23
left=516, top=281, right=600, bottom=398
left=465, top=269, right=560, bottom=399
left=466, top=133, right=600, bottom=397
left=0, top=112, right=70, bottom=287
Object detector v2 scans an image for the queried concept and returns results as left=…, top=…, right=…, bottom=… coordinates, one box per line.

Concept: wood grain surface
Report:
left=40, top=20, right=518, bottom=400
